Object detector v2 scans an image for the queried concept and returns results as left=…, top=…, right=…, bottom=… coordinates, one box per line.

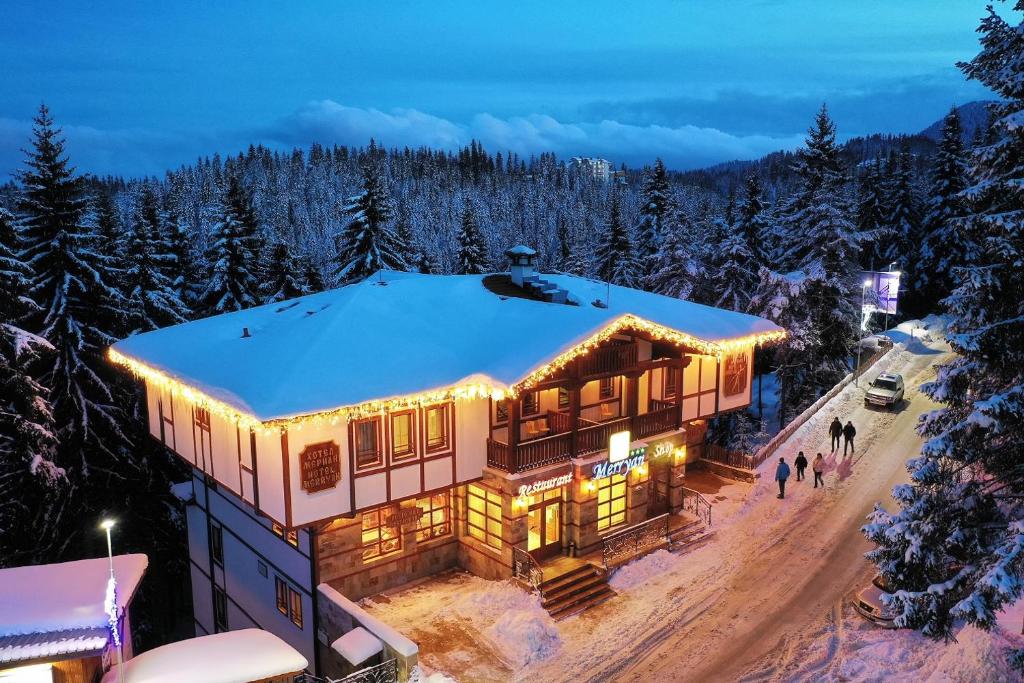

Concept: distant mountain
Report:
left=918, top=100, right=994, bottom=143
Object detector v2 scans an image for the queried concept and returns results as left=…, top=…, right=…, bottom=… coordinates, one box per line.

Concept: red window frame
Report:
left=353, top=416, right=383, bottom=469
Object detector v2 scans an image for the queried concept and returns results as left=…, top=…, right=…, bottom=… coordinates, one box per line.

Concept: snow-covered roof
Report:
left=100, top=629, right=308, bottom=683
left=111, top=272, right=783, bottom=423
left=0, top=554, right=148, bottom=664
left=331, top=626, right=383, bottom=665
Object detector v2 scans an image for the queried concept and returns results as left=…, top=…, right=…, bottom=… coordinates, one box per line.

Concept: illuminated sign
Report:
left=385, top=507, right=424, bottom=528
left=517, top=473, right=573, bottom=497
left=609, top=430, right=631, bottom=463
left=593, top=446, right=646, bottom=480
left=862, top=270, right=901, bottom=315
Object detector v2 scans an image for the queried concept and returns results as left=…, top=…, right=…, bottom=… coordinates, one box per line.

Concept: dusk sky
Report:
left=0, top=1, right=996, bottom=179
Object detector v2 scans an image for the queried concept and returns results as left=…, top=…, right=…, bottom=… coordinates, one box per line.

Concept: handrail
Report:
left=681, top=487, right=712, bottom=526
left=601, top=513, right=670, bottom=571
left=512, top=546, right=544, bottom=592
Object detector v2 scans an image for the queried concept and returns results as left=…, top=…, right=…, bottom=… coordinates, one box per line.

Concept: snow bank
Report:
left=101, top=629, right=307, bottom=683
left=609, top=549, right=682, bottom=592
left=409, top=664, right=459, bottom=683
left=0, top=554, right=148, bottom=636
left=441, top=577, right=561, bottom=668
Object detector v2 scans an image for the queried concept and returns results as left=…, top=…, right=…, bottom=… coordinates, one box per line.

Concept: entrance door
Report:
left=527, top=489, right=563, bottom=559
left=648, top=460, right=670, bottom=516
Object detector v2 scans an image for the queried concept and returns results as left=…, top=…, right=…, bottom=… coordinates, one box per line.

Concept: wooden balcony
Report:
left=575, top=342, right=638, bottom=378
left=486, top=404, right=680, bottom=474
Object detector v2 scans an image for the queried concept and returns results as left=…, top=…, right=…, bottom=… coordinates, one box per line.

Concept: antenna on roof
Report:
left=241, top=327, right=251, bottom=338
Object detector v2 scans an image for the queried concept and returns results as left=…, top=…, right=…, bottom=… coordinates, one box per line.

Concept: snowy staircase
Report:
left=539, top=564, right=616, bottom=620
left=521, top=274, right=570, bottom=304
left=668, top=517, right=716, bottom=555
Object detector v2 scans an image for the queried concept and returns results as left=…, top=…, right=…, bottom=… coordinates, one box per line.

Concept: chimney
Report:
left=505, top=245, right=538, bottom=287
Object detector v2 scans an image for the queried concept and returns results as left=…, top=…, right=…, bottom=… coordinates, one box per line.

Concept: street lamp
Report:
left=855, top=279, right=871, bottom=387
left=99, top=519, right=125, bottom=683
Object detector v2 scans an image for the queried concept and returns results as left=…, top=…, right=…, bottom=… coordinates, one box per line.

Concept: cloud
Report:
left=261, top=100, right=805, bottom=170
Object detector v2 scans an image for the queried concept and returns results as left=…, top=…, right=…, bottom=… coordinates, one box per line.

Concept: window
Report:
left=467, top=484, right=502, bottom=550
left=275, top=577, right=303, bottom=629
left=523, top=392, right=540, bottom=416
left=257, top=560, right=268, bottom=578
left=288, top=587, right=303, bottom=628
left=354, top=417, right=382, bottom=468
left=558, top=387, right=570, bottom=410
left=425, top=404, right=450, bottom=452
left=495, top=400, right=508, bottom=425
left=213, top=586, right=228, bottom=632
left=210, top=524, right=224, bottom=566
left=271, top=523, right=299, bottom=548
left=599, top=376, right=615, bottom=399
left=361, top=506, right=402, bottom=561
left=596, top=473, right=627, bottom=532
left=416, top=492, right=452, bottom=542
left=195, top=407, right=210, bottom=431
left=275, top=577, right=288, bottom=616
left=390, top=411, right=415, bottom=460
left=664, top=366, right=679, bottom=399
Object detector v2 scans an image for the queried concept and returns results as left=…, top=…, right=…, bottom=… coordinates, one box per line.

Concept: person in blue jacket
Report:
left=775, top=457, right=791, bottom=499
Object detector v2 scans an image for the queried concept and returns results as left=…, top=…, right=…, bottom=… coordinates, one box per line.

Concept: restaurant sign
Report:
left=517, top=471, right=573, bottom=498
left=299, top=441, right=341, bottom=493
left=385, top=507, right=424, bottom=528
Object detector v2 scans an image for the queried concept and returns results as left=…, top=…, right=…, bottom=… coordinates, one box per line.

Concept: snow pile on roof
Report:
left=331, top=626, right=383, bottom=665
left=111, top=271, right=783, bottom=422
left=170, top=480, right=193, bottom=502
left=0, top=554, right=148, bottom=637
left=101, top=629, right=308, bottom=683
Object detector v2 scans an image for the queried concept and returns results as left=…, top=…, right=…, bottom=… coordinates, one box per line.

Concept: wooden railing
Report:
left=577, top=342, right=638, bottom=377
left=547, top=410, right=573, bottom=434
left=703, top=443, right=756, bottom=470
left=577, top=416, right=631, bottom=456
left=681, top=487, right=712, bottom=526
left=632, top=405, right=678, bottom=439
left=512, top=546, right=544, bottom=592
left=601, top=513, right=670, bottom=571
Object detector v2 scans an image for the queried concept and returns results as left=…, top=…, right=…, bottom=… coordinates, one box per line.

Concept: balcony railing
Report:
left=486, top=404, right=681, bottom=473
left=576, top=342, right=638, bottom=377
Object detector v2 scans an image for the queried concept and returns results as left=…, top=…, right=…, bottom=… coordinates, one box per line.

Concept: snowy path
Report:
left=368, top=328, right=1020, bottom=682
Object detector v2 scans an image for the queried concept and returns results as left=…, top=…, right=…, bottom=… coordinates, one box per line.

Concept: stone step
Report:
left=538, top=563, right=595, bottom=592
left=542, top=571, right=606, bottom=607
left=549, top=586, right=616, bottom=621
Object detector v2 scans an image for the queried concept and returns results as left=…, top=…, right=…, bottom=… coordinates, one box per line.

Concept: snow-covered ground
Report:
left=362, top=320, right=1022, bottom=682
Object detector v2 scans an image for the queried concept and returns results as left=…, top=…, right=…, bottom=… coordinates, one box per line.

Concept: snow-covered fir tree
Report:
left=635, top=158, right=672, bottom=284
left=913, top=107, right=968, bottom=313
left=594, top=193, right=635, bottom=286
left=17, top=104, right=128, bottom=469
left=865, top=5, right=1024, bottom=671
left=456, top=201, right=489, bottom=274
left=263, top=240, right=310, bottom=303
left=872, top=146, right=921, bottom=271
left=648, top=214, right=699, bottom=299
left=334, top=163, right=408, bottom=283
left=855, top=155, right=886, bottom=269
left=710, top=221, right=756, bottom=312
left=736, top=172, right=771, bottom=266
left=201, top=175, right=262, bottom=315
left=163, top=207, right=201, bottom=312
left=304, top=260, right=327, bottom=293
left=124, top=188, right=188, bottom=333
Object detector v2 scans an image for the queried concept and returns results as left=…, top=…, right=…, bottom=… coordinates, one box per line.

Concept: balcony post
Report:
left=677, top=355, right=692, bottom=429
left=625, top=372, right=641, bottom=418
left=569, top=383, right=581, bottom=458
left=508, top=397, right=521, bottom=473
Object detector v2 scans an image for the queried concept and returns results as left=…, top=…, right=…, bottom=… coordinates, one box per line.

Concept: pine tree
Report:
left=456, top=201, right=489, bottom=274
left=855, top=156, right=886, bottom=269
left=263, top=240, right=309, bottom=303
left=201, top=176, right=262, bottom=315
left=0, top=208, right=33, bottom=323
left=163, top=207, right=201, bottom=313
left=649, top=216, right=700, bottom=299
left=304, top=260, right=327, bottom=293
left=594, top=194, right=635, bottom=286
left=636, top=158, right=672, bottom=284
left=737, top=172, right=770, bottom=266
left=875, top=146, right=921, bottom=271
left=123, top=189, right=188, bottom=333
left=865, top=6, right=1024, bottom=672
left=914, top=107, right=969, bottom=313
left=18, top=104, right=128, bottom=469
left=711, top=222, right=756, bottom=312
left=334, top=164, right=408, bottom=283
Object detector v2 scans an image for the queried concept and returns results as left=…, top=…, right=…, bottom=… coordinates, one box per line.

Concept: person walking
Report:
left=829, top=417, right=843, bottom=453
left=775, top=457, right=791, bottom=499
left=813, top=453, right=825, bottom=488
left=794, top=451, right=808, bottom=481
left=843, top=420, right=857, bottom=456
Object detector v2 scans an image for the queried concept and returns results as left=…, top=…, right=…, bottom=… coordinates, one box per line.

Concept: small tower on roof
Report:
left=505, top=245, right=538, bottom=287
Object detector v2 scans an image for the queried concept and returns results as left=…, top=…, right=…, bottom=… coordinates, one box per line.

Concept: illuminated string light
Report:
left=108, top=316, right=785, bottom=432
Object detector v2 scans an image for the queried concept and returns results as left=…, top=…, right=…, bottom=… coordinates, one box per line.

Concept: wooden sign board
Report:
left=723, top=351, right=749, bottom=397
left=299, top=441, right=341, bottom=493
left=385, top=507, right=424, bottom=529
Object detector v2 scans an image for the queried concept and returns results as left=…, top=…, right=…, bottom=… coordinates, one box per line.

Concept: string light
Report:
left=108, top=316, right=785, bottom=433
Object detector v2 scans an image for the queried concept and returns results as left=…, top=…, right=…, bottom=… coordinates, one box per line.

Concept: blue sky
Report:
left=0, top=1, right=996, bottom=179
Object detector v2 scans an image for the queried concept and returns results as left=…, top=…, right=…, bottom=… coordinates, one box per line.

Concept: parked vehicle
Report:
left=853, top=574, right=899, bottom=628
left=864, top=373, right=905, bottom=410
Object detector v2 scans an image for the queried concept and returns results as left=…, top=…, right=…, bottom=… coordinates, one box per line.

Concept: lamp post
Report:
left=855, top=279, right=871, bottom=387
left=100, top=519, right=125, bottom=683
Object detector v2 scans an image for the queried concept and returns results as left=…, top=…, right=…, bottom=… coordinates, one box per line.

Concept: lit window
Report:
left=664, top=367, right=679, bottom=398
left=558, top=387, right=569, bottom=409
left=523, top=392, right=540, bottom=416
left=495, top=400, right=508, bottom=424
left=416, top=492, right=452, bottom=542
left=597, top=473, right=627, bottom=531
left=426, top=404, right=450, bottom=451
left=271, top=523, right=299, bottom=548
left=361, top=506, right=402, bottom=561
left=195, top=407, right=211, bottom=431
left=275, top=577, right=288, bottom=616
left=289, top=587, right=303, bottom=628
left=354, top=417, right=382, bottom=468
left=467, top=484, right=502, bottom=550
left=275, top=577, right=303, bottom=629
left=391, top=411, right=415, bottom=459
left=599, top=377, right=615, bottom=399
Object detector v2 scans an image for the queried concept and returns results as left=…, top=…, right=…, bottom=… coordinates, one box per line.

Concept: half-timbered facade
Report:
left=110, top=248, right=783, bottom=677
